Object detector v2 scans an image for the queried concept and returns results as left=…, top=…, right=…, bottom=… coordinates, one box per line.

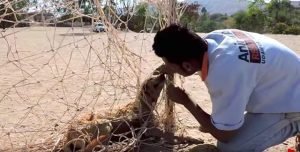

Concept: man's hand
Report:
left=166, top=84, right=192, bottom=105
left=167, top=84, right=238, bottom=143
left=154, top=64, right=174, bottom=75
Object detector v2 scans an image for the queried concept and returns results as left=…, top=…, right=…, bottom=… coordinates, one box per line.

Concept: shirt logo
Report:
left=222, top=30, right=266, bottom=64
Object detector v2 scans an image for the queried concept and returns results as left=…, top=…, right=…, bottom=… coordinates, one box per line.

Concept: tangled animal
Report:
left=59, top=65, right=203, bottom=152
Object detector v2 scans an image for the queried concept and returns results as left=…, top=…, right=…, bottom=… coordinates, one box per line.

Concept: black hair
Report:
left=152, top=24, right=208, bottom=65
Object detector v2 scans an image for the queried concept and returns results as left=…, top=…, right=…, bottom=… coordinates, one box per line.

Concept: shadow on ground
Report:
left=59, top=32, right=99, bottom=36
left=140, top=143, right=219, bottom=152
left=188, top=144, right=219, bottom=152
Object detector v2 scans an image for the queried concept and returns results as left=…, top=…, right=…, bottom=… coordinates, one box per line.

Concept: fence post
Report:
left=164, top=0, right=177, bottom=135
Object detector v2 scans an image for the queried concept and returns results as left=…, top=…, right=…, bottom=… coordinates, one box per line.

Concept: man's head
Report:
left=152, top=24, right=208, bottom=77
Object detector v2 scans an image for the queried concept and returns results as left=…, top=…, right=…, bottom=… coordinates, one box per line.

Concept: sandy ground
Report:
left=0, top=27, right=299, bottom=151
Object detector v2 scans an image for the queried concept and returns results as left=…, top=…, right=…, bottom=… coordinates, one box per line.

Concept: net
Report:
left=0, top=0, right=190, bottom=151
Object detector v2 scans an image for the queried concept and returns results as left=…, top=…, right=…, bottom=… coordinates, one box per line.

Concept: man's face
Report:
left=162, top=58, right=198, bottom=77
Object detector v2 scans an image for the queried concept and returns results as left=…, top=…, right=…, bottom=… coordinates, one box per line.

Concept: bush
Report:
left=0, top=13, right=29, bottom=29
left=285, top=25, right=300, bottom=35
left=196, top=19, right=219, bottom=33
left=272, top=22, right=288, bottom=34
left=59, top=14, right=75, bottom=22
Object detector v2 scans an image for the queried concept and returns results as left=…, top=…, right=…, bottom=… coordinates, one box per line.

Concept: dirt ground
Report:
left=0, top=27, right=299, bottom=151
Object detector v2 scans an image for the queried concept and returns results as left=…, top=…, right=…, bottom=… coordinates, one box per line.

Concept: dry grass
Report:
left=0, top=0, right=299, bottom=151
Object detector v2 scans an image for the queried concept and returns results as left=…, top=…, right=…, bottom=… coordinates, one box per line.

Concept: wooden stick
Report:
left=164, top=0, right=177, bottom=137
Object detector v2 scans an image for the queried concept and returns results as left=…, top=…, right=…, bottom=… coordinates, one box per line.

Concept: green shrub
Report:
left=59, top=14, right=75, bottom=21
left=272, top=23, right=288, bottom=34
left=285, top=25, right=300, bottom=35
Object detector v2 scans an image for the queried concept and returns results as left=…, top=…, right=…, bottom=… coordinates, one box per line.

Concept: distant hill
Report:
left=194, top=0, right=250, bottom=15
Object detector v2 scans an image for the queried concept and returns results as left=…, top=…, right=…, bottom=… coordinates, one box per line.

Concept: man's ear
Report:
left=182, top=62, right=193, bottom=72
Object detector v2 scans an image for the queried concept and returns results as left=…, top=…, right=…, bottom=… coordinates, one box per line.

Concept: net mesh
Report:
left=0, top=0, right=192, bottom=151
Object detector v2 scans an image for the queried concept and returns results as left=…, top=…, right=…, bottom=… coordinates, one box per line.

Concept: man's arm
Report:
left=166, top=84, right=238, bottom=143
left=183, top=98, right=238, bottom=143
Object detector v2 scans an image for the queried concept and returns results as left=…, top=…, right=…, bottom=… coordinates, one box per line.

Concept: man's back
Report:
left=152, top=25, right=300, bottom=151
left=204, top=29, right=300, bottom=130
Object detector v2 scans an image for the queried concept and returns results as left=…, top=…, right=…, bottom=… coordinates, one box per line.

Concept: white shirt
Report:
left=204, top=29, right=300, bottom=131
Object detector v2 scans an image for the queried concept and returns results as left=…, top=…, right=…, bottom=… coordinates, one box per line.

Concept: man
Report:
left=152, top=24, right=300, bottom=151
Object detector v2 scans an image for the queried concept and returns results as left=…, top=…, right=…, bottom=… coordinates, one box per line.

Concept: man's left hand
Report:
left=166, top=84, right=191, bottom=105
left=155, top=64, right=174, bottom=75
